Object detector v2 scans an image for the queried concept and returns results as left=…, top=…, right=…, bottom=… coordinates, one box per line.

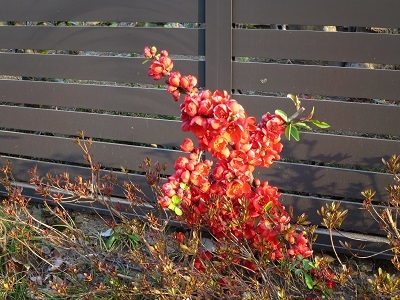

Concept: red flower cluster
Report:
left=146, top=48, right=173, bottom=80
left=145, top=46, right=312, bottom=260
left=310, top=263, right=336, bottom=290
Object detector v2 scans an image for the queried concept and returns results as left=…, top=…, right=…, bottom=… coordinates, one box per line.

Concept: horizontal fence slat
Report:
left=258, top=162, right=393, bottom=201
left=0, top=53, right=205, bottom=87
left=1, top=130, right=392, bottom=201
left=0, top=179, right=392, bottom=259
left=0, top=0, right=205, bottom=23
left=233, top=0, right=400, bottom=28
left=0, top=186, right=160, bottom=224
left=281, top=194, right=383, bottom=235
left=0, top=26, right=205, bottom=55
left=313, top=228, right=391, bottom=260
left=0, top=131, right=180, bottom=175
left=233, top=62, right=400, bottom=101
left=0, top=154, right=384, bottom=235
left=0, top=155, right=392, bottom=258
left=0, top=156, right=155, bottom=200
left=4, top=104, right=396, bottom=168
left=23, top=88, right=395, bottom=141
left=234, top=29, right=400, bottom=65
left=233, top=94, right=400, bottom=136
left=281, top=133, right=399, bottom=169
left=0, top=106, right=186, bottom=146
left=0, top=80, right=178, bottom=116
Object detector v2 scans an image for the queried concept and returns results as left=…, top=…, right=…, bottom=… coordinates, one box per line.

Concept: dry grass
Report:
left=0, top=138, right=399, bottom=300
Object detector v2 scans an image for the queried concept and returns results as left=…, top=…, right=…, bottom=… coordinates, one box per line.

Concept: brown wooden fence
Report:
left=0, top=0, right=399, bottom=257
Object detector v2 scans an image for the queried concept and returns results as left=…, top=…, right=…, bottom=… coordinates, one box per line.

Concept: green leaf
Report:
left=264, top=201, right=273, bottom=213
left=253, top=216, right=262, bottom=229
left=285, top=124, right=292, bottom=140
left=66, top=21, right=80, bottom=26
left=275, top=109, right=288, bottom=122
left=145, top=22, right=158, bottom=27
left=109, top=22, right=118, bottom=27
left=308, top=119, right=330, bottom=129
left=304, top=273, right=314, bottom=289
left=106, top=233, right=118, bottom=249
left=174, top=206, right=183, bottom=216
left=180, top=183, right=189, bottom=190
left=172, top=195, right=182, bottom=205
left=168, top=203, right=176, bottom=210
left=142, top=59, right=151, bottom=64
left=294, top=122, right=312, bottom=131
left=294, top=269, right=302, bottom=276
left=290, top=126, right=300, bottom=141
left=302, top=259, right=315, bottom=271
left=126, top=234, right=141, bottom=243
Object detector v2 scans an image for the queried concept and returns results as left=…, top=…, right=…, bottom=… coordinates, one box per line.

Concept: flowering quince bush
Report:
left=144, top=46, right=329, bottom=268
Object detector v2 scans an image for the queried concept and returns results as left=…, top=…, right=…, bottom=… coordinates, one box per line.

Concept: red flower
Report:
left=147, top=56, right=173, bottom=80
left=189, top=116, right=207, bottom=138
left=222, top=122, right=244, bottom=144
left=180, top=75, right=198, bottom=92
left=180, top=138, right=194, bottom=152
left=210, top=136, right=228, bottom=154
left=159, top=196, right=171, bottom=208
left=226, top=179, right=250, bottom=198
left=171, top=89, right=181, bottom=102
left=213, top=104, right=229, bottom=121
left=263, top=113, right=286, bottom=136
left=227, top=99, right=242, bottom=116
left=184, top=97, right=199, bottom=117
left=175, top=232, right=186, bottom=243
left=168, top=71, right=181, bottom=87
left=198, top=98, right=213, bottom=116
left=243, top=259, right=258, bottom=271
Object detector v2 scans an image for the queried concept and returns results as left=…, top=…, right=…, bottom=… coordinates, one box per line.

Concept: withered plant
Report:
left=361, top=154, right=400, bottom=298
left=0, top=131, right=353, bottom=299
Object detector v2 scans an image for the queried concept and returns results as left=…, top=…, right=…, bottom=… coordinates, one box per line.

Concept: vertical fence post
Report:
left=205, top=0, right=232, bottom=92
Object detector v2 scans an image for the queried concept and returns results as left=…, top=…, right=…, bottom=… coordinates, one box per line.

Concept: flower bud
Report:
left=175, top=232, right=185, bottom=243
left=172, top=90, right=181, bottom=102
left=150, top=46, right=157, bottom=56
left=180, top=138, right=194, bottom=152
left=144, top=46, right=152, bottom=58
left=159, top=196, right=171, bottom=208
left=168, top=71, right=181, bottom=87
left=185, top=161, right=195, bottom=171
left=228, top=99, right=241, bottom=115
left=180, top=170, right=190, bottom=183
